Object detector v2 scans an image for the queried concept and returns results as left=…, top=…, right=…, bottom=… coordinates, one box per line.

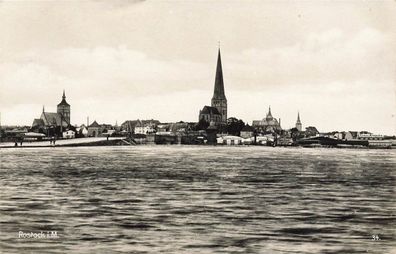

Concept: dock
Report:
left=0, top=137, right=130, bottom=148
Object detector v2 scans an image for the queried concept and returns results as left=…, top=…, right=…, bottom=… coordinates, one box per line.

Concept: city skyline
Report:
left=0, top=1, right=395, bottom=134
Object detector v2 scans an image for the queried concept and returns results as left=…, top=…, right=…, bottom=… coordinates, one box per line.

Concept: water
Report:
left=0, top=146, right=395, bottom=254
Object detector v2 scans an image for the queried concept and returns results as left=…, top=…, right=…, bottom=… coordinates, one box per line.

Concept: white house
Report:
left=76, top=125, right=88, bottom=137
left=134, top=125, right=155, bottom=135
left=217, top=135, right=243, bottom=145
left=63, top=130, right=75, bottom=139
left=134, top=120, right=156, bottom=135
left=358, top=132, right=384, bottom=140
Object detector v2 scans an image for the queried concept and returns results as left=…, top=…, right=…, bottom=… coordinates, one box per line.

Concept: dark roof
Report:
left=57, top=91, right=70, bottom=106
left=121, top=120, right=139, bottom=129
left=41, top=112, right=62, bottom=126
left=212, top=49, right=226, bottom=100
left=89, top=121, right=101, bottom=127
left=141, top=119, right=160, bottom=125
left=32, top=118, right=44, bottom=127
left=136, top=119, right=160, bottom=127
left=200, top=106, right=221, bottom=115
left=121, top=120, right=138, bottom=126
left=57, top=99, right=70, bottom=107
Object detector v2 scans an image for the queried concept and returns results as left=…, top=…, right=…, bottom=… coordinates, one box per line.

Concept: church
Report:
left=252, top=106, right=282, bottom=133
left=295, top=112, right=302, bottom=131
left=199, top=48, right=228, bottom=126
left=31, top=90, right=71, bottom=135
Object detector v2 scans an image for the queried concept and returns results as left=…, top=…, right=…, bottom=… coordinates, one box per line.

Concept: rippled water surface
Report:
left=0, top=146, right=395, bottom=253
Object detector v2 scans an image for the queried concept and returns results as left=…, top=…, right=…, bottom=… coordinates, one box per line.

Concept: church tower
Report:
left=211, top=48, right=227, bottom=124
left=57, top=90, right=71, bottom=125
left=295, top=112, right=302, bottom=131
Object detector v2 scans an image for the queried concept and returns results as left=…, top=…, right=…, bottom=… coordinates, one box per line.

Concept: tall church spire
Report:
left=62, top=89, right=66, bottom=99
left=266, top=105, right=273, bottom=119
left=296, top=111, right=302, bottom=131
left=210, top=47, right=228, bottom=124
left=212, top=48, right=226, bottom=100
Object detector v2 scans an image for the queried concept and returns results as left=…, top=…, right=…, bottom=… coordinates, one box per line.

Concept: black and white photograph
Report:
left=0, top=0, right=395, bottom=253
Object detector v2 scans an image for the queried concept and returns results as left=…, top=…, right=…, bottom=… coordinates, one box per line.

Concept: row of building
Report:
left=17, top=47, right=390, bottom=146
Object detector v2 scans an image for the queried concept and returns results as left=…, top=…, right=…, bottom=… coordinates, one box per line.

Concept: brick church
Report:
left=199, top=48, right=228, bottom=126
left=31, top=90, right=71, bottom=136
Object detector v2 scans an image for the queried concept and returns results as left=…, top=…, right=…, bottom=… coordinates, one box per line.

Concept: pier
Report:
left=0, top=137, right=130, bottom=148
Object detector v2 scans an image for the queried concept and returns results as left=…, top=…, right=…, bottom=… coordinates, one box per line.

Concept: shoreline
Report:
left=0, top=140, right=394, bottom=150
left=0, top=137, right=129, bottom=149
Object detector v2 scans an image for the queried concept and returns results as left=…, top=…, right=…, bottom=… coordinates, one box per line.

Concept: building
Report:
left=86, top=122, right=114, bottom=137
left=295, top=112, right=302, bottom=131
left=357, top=132, right=384, bottom=140
left=252, top=106, right=282, bottom=133
left=240, top=124, right=255, bottom=139
left=121, top=119, right=160, bottom=134
left=134, top=119, right=159, bottom=135
left=327, top=131, right=345, bottom=140
left=199, top=106, right=222, bottom=124
left=87, top=121, right=102, bottom=137
left=121, top=120, right=139, bottom=133
left=62, top=130, right=75, bottom=139
left=57, top=90, right=70, bottom=124
left=345, top=131, right=359, bottom=140
left=199, top=48, right=227, bottom=125
left=76, top=124, right=88, bottom=137
left=368, top=140, right=392, bottom=148
left=217, top=135, right=243, bottom=145
left=31, top=91, right=71, bottom=136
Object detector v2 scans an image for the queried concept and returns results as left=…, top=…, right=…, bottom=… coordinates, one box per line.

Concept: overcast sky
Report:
left=0, top=0, right=395, bottom=134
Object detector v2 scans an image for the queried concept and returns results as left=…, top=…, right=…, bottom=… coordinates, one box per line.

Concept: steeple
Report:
left=210, top=46, right=228, bottom=125
left=58, top=90, right=70, bottom=106
left=295, top=111, right=302, bottom=131
left=297, top=111, right=301, bottom=123
left=266, top=106, right=273, bottom=119
left=212, top=48, right=226, bottom=100
left=42, top=105, right=45, bottom=113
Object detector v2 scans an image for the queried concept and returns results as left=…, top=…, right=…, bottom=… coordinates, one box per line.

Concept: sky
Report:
left=0, top=0, right=395, bottom=134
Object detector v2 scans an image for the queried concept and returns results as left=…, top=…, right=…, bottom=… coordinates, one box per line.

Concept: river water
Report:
left=0, top=146, right=395, bottom=253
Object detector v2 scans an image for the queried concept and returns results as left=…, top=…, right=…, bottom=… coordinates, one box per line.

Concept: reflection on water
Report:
left=0, top=146, right=395, bottom=253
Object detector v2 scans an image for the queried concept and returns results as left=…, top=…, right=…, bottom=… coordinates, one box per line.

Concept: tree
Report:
left=290, top=127, right=300, bottom=141
left=195, top=118, right=209, bottom=131
left=226, top=117, right=245, bottom=136
left=305, top=126, right=319, bottom=138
